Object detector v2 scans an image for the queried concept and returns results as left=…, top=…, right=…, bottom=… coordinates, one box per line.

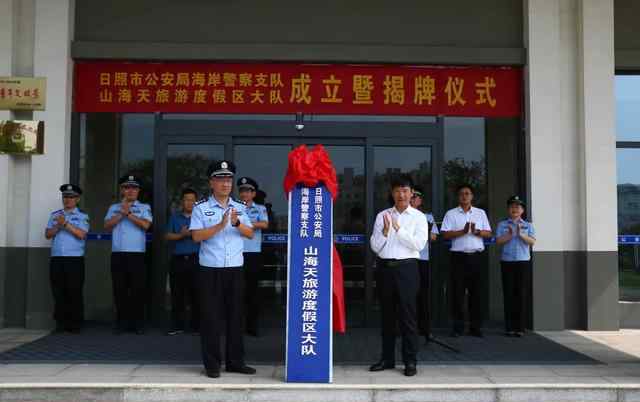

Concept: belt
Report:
left=383, top=258, right=417, bottom=267
left=174, top=253, right=197, bottom=260
left=453, top=250, right=483, bottom=254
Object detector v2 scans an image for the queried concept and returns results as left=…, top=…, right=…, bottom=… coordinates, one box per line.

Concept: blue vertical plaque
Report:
left=285, top=184, right=333, bottom=383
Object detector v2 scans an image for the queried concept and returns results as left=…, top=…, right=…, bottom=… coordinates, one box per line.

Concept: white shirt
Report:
left=370, top=206, right=429, bottom=260
left=441, top=206, right=491, bottom=252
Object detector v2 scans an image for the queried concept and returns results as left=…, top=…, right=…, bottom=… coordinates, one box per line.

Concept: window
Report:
left=616, top=75, right=640, bottom=301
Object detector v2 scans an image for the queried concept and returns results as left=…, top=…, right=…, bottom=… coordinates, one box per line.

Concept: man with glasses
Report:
left=104, top=174, right=153, bottom=335
left=441, top=184, right=492, bottom=338
left=45, top=184, right=90, bottom=333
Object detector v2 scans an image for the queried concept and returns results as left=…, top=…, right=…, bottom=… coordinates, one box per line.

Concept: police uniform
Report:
left=46, top=184, right=89, bottom=332
left=104, top=175, right=153, bottom=333
left=167, top=207, right=200, bottom=334
left=496, top=196, right=535, bottom=336
left=417, top=212, right=439, bottom=340
left=189, top=160, right=255, bottom=377
left=441, top=204, right=491, bottom=336
left=237, top=177, right=269, bottom=336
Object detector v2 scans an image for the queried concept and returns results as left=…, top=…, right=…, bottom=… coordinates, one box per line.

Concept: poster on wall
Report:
left=0, top=120, right=45, bottom=155
left=0, top=77, right=46, bottom=110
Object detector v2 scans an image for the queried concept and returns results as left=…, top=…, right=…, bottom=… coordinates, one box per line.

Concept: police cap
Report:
left=237, top=176, right=258, bottom=191
left=507, top=195, right=525, bottom=207
left=59, top=183, right=82, bottom=197
left=207, top=160, right=236, bottom=178
left=119, top=174, right=141, bottom=187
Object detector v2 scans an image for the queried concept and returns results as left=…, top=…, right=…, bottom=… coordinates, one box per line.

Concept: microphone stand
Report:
left=424, top=235, right=460, bottom=354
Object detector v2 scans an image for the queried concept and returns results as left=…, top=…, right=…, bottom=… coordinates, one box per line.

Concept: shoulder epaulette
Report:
left=51, top=209, right=63, bottom=215
left=232, top=198, right=246, bottom=206
left=195, top=198, right=208, bottom=206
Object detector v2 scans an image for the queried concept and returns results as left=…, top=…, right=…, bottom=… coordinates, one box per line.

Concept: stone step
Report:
left=1, top=384, right=639, bottom=402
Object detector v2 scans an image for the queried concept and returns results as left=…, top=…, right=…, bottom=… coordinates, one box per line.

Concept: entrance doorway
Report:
left=151, top=115, right=442, bottom=329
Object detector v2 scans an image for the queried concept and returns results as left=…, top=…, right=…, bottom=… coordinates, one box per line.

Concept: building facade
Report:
left=0, top=0, right=635, bottom=333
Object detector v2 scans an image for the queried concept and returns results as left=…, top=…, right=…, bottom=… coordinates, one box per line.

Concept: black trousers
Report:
left=198, top=266, right=245, bottom=372
left=243, top=252, right=263, bottom=333
left=450, top=251, right=483, bottom=333
left=170, top=253, right=200, bottom=331
left=110, top=252, right=146, bottom=330
left=50, top=256, right=85, bottom=330
left=377, top=258, right=420, bottom=365
left=417, top=259, right=431, bottom=337
left=501, top=260, right=530, bottom=333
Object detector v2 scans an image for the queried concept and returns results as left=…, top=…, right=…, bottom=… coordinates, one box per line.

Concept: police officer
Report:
left=410, top=187, right=439, bottom=342
left=495, top=195, right=536, bottom=337
left=104, top=174, right=153, bottom=335
left=45, top=184, right=90, bottom=333
left=441, top=184, right=492, bottom=338
left=237, top=177, right=269, bottom=337
left=370, top=174, right=429, bottom=377
left=190, top=160, right=256, bottom=378
left=165, top=188, right=200, bottom=336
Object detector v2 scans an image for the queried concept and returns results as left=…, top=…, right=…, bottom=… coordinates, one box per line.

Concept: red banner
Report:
left=74, top=62, right=522, bottom=117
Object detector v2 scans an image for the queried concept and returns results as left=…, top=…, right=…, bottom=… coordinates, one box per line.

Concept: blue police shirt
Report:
left=243, top=202, right=268, bottom=253
left=496, top=218, right=536, bottom=261
left=189, top=196, right=252, bottom=268
left=104, top=201, right=153, bottom=253
left=418, top=213, right=440, bottom=261
left=46, top=208, right=90, bottom=257
left=167, top=212, right=200, bottom=255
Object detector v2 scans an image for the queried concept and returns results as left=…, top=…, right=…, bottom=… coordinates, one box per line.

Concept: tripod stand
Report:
left=419, top=258, right=460, bottom=354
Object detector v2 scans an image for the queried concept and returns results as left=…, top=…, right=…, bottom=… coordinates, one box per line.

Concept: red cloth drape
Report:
left=283, top=145, right=346, bottom=333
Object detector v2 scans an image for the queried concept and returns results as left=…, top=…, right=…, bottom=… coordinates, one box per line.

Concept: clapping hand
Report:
left=220, top=209, right=231, bottom=227
left=55, top=214, right=66, bottom=228
left=382, top=213, right=391, bottom=237
left=120, top=200, right=131, bottom=217
left=230, top=208, right=240, bottom=227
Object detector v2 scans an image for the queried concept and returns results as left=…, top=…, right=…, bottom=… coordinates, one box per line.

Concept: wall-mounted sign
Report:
left=0, top=77, right=46, bottom=110
left=74, top=62, right=522, bottom=117
left=0, top=120, right=45, bottom=155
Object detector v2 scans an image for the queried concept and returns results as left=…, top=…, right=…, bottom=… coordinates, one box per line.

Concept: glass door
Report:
left=232, top=143, right=293, bottom=327
left=151, top=136, right=227, bottom=325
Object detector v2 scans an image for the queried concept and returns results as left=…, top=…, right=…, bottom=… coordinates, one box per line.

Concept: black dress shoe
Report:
left=404, top=363, right=417, bottom=377
left=369, top=360, right=395, bottom=372
left=205, top=370, right=220, bottom=378
left=226, top=365, right=256, bottom=375
left=449, top=330, right=461, bottom=338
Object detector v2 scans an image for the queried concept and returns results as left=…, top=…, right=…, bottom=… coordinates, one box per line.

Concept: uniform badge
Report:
left=221, top=161, right=228, bottom=169
left=129, top=175, right=134, bottom=181
left=66, top=185, right=72, bottom=191
left=241, top=178, right=247, bottom=184
left=204, top=211, right=214, bottom=216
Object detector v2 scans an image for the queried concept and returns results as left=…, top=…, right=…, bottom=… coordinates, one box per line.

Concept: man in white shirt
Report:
left=441, top=184, right=492, bottom=338
left=370, top=174, right=429, bottom=377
